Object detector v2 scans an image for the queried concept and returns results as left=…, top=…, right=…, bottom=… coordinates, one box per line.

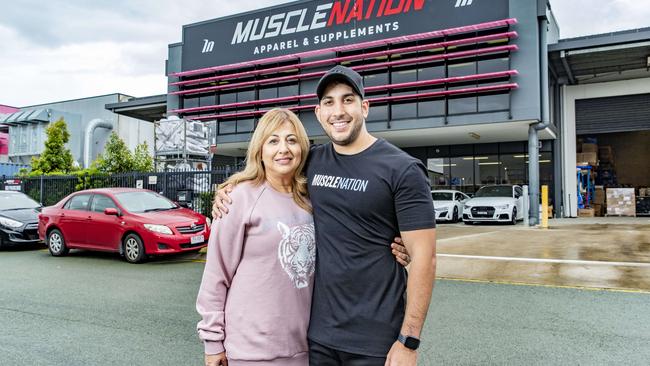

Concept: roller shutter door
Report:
left=576, top=93, right=650, bottom=135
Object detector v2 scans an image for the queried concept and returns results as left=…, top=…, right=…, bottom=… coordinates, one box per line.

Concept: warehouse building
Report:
left=104, top=0, right=649, bottom=220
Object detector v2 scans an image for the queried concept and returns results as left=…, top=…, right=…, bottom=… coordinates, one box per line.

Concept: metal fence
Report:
left=0, top=166, right=242, bottom=218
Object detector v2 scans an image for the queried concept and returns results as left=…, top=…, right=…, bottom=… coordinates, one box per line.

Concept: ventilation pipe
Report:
left=84, top=119, right=113, bottom=168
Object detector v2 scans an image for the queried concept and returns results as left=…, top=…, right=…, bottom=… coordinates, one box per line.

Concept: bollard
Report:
left=541, top=185, right=549, bottom=229
left=523, top=185, right=529, bottom=226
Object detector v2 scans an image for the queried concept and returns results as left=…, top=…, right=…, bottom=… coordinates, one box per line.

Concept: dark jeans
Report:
left=309, top=339, right=386, bottom=366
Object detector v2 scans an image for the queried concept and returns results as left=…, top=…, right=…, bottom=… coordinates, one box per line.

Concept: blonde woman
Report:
left=197, top=108, right=313, bottom=366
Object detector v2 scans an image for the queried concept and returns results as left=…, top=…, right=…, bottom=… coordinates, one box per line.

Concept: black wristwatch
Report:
left=397, top=333, right=420, bottom=350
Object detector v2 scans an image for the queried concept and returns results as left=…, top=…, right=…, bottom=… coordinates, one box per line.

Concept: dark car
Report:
left=0, top=190, right=42, bottom=248
left=38, top=188, right=211, bottom=263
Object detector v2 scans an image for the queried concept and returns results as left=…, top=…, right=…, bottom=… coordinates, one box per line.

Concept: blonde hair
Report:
left=218, top=108, right=311, bottom=213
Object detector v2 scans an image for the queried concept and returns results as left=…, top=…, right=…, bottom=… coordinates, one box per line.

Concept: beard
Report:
left=326, top=118, right=364, bottom=146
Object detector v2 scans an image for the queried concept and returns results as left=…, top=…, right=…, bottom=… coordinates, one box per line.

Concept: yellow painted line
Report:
left=438, top=277, right=650, bottom=294
left=191, top=259, right=207, bottom=263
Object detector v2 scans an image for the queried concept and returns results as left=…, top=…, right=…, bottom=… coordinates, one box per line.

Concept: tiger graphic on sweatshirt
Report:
left=277, top=222, right=316, bottom=289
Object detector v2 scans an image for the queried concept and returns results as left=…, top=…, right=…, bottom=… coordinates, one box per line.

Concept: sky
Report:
left=1, top=0, right=649, bottom=108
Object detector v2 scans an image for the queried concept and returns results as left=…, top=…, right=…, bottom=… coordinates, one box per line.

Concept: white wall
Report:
left=562, top=78, right=650, bottom=217
left=115, top=115, right=155, bottom=155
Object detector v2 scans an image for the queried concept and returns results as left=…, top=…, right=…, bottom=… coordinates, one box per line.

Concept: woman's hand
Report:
left=205, top=352, right=227, bottom=366
left=391, top=237, right=411, bottom=267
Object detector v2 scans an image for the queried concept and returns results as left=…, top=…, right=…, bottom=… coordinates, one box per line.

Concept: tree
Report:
left=96, top=132, right=134, bottom=173
left=30, top=118, right=74, bottom=175
left=132, top=142, right=154, bottom=172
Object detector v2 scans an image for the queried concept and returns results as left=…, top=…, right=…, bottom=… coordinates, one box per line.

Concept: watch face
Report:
left=404, top=336, right=420, bottom=350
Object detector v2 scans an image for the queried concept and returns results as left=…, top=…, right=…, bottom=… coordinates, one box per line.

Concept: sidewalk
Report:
left=436, top=217, right=650, bottom=291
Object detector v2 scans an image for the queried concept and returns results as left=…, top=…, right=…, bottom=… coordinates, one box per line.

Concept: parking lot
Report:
left=1, top=217, right=650, bottom=365
left=436, top=217, right=650, bottom=291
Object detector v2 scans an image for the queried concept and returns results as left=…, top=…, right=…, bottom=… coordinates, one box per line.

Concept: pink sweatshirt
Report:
left=196, top=181, right=315, bottom=363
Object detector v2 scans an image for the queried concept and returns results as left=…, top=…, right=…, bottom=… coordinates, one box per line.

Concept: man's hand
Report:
left=391, top=237, right=411, bottom=267
left=211, top=184, right=234, bottom=219
left=385, top=341, right=417, bottom=366
left=205, top=352, right=227, bottom=366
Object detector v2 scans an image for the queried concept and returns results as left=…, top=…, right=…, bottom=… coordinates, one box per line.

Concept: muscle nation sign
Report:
left=181, top=0, right=509, bottom=71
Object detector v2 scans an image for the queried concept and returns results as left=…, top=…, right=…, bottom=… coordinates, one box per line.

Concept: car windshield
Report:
left=114, top=192, right=178, bottom=213
left=0, top=192, right=40, bottom=210
left=432, top=192, right=453, bottom=201
left=474, top=186, right=513, bottom=198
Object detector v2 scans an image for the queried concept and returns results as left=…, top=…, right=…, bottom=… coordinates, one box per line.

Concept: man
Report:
left=215, top=65, right=436, bottom=365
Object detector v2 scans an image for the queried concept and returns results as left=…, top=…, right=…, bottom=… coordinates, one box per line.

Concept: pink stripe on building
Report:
left=0, top=105, right=19, bottom=114
left=0, top=133, right=8, bottom=155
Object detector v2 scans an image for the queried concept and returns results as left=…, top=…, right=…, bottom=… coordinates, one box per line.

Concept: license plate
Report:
left=191, top=235, right=204, bottom=244
left=478, top=211, right=488, bottom=215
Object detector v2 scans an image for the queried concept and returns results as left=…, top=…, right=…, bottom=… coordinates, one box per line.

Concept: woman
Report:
left=197, top=108, right=314, bottom=366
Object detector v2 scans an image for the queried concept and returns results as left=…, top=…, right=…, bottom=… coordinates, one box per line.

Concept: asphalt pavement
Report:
left=1, top=246, right=649, bottom=365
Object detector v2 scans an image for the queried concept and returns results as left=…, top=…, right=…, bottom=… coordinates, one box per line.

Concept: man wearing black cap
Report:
left=304, top=65, right=437, bottom=365
left=212, top=65, right=436, bottom=365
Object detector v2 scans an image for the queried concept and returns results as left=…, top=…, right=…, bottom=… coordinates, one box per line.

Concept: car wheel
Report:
left=452, top=207, right=459, bottom=223
left=510, top=208, right=517, bottom=225
left=123, top=233, right=146, bottom=264
left=48, top=229, right=69, bottom=256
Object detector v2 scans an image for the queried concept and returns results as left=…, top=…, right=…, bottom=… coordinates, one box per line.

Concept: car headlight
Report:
left=143, top=224, right=173, bottom=235
left=0, top=217, right=23, bottom=229
left=434, top=206, right=448, bottom=212
left=494, top=204, right=509, bottom=210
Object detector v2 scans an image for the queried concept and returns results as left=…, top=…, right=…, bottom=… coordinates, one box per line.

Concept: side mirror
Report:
left=104, top=208, right=119, bottom=216
left=176, top=201, right=189, bottom=208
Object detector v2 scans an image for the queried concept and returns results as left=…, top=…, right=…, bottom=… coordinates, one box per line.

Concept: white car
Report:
left=462, top=185, right=524, bottom=225
left=431, top=190, right=470, bottom=223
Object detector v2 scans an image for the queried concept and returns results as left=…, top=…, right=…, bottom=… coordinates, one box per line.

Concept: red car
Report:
left=38, top=188, right=211, bottom=263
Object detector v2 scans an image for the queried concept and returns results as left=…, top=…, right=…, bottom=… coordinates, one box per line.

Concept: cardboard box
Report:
left=582, top=152, right=598, bottom=166
left=594, top=188, right=605, bottom=205
left=578, top=208, right=595, bottom=217
left=598, top=146, right=614, bottom=161
left=582, top=143, right=598, bottom=153
left=606, top=188, right=636, bottom=217
left=593, top=204, right=604, bottom=217
left=576, top=152, right=598, bottom=166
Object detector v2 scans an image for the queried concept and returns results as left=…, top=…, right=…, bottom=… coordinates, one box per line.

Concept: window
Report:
left=390, top=68, right=418, bottom=119
left=65, top=194, right=91, bottom=211
left=219, top=120, right=236, bottom=134
left=500, top=153, right=526, bottom=185
left=427, top=157, right=450, bottom=188
left=515, top=186, right=523, bottom=198
left=475, top=155, right=500, bottom=186
left=450, top=156, right=475, bottom=192
left=91, top=194, right=117, bottom=213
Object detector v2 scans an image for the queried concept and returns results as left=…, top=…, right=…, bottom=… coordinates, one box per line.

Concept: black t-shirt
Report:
left=306, top=138, right=435, bottom=356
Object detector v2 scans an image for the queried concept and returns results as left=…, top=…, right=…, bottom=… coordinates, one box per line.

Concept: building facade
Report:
left=0, top=94, right=155, bottom=168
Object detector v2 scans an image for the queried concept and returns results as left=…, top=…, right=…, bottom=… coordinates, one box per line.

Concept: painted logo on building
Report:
left=181, top=0, right=510, bottom=70
left=454, top=0, right=474, bottom=7
left=231, top=0, right=426, bottom=45
left=201, top=39, right=215, bottom=53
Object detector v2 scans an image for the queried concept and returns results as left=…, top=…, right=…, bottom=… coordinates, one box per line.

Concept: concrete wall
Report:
left=561, top=78, right=650, bottom=217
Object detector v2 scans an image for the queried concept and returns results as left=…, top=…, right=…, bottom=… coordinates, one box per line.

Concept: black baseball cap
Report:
left=316, top=65, right=365, bottom=101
